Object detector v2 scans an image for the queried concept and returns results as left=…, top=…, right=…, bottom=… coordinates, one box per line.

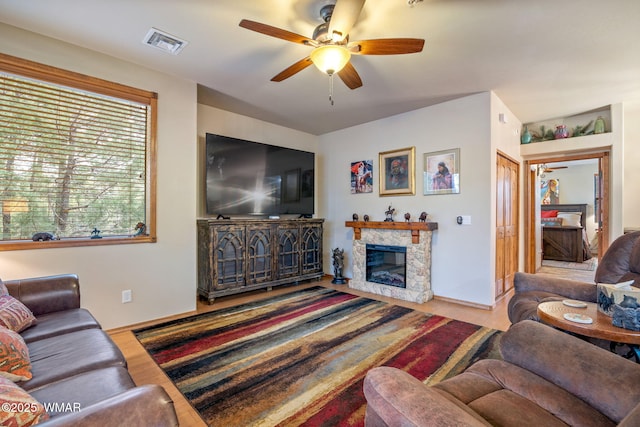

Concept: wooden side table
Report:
left=538, top=301, right=640, bottom=360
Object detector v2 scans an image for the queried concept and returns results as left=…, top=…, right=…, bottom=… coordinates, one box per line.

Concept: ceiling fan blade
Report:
left=271, top=57, right=314, bottom=82
left=239, top=19, right=314, bottom=45
left=328, top=0, right=366, bottom=42
left=337, top=62, right=363, bottom=89
left=350, top=38, right=425, bottom=55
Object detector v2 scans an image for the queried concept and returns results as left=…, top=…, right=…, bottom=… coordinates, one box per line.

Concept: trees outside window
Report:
left=0, top=53, right=157, bottom=250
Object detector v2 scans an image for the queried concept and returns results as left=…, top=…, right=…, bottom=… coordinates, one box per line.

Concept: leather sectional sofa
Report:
left=2, top=274, right=178, bottom=426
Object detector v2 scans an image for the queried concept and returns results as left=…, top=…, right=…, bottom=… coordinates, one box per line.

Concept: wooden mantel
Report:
left=345, top=221, right=438, bottom=244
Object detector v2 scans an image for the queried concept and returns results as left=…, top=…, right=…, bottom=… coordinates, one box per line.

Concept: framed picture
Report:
left=351, top=160, right=373, bottom=194
left=379, top=147, right=415, bottom=196
left=283, top=168, right=300, bottom=202
left=423, top=148, right=460, bottom=195
left=540, top=178, right=559, bottom=205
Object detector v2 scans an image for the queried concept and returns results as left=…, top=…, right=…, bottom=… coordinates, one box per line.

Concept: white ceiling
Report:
left=1, top=0, right=639, bottom=135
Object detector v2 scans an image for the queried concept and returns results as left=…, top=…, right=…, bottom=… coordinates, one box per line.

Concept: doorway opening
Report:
left=524, top=151, right=609, bottom=274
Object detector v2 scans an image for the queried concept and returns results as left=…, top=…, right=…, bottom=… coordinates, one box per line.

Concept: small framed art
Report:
left=423, top=148, right=460, bottom=195
left=351, top=160, right=373, bottom=194
left=379, top=147, right=415, bottom=196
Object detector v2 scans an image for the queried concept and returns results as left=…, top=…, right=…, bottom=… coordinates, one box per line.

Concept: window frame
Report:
left=0, top=52, right=157, bottom=251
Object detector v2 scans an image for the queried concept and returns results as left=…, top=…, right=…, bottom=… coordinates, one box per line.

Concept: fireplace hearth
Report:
left=345, top=221, right=438, bottom=303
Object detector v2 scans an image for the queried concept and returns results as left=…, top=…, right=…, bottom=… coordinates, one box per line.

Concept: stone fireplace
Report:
left=345, top=221, right=438, bottom=303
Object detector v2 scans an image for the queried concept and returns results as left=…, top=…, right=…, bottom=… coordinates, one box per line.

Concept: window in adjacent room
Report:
left=0, top=53, right=157, bottom=250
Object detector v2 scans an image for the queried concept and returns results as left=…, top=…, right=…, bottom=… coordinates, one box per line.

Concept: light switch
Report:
left=461, top=215, right=471, bottom=225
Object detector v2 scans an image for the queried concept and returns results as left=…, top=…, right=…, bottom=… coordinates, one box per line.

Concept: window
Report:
left=0, top=53, right=157, bottom=250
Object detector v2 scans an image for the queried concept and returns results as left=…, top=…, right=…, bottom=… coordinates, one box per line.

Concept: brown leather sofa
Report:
left=508, top=231, right=640, bottom=323
left=4, top=274, right=178, bottom=426
left=363, top=320, right=640, bottom=426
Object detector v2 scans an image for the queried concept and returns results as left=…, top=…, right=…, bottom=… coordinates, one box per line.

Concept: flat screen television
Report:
left=205, top=133, right=315, bottom=216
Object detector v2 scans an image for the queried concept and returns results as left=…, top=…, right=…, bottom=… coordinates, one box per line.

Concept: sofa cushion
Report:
left=29, top=366, right=135, bottom=417
left=434, top=359, right=616, bottom=427
left=0, top=295, right=36, bottom=333
left=0, top=376, right=48, bottom=426
left=0, top=327, right=32, bottom=382
left=19, top=308, right=101, bottom=344
left=21, top=329, right=126, bottom=391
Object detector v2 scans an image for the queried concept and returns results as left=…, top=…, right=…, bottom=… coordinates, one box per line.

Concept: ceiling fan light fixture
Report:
left=310, top=45, right=351, bottom=75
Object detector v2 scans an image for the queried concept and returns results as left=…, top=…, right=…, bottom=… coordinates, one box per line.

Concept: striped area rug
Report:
left=134, top=287, right=502, bottom=426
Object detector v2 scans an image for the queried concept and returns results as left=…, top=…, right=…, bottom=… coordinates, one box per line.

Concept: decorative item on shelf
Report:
left=594, top=116, right=606, bottom=134
left=554, top=125, right=569, bottom=139
left=404, top=212, right=411, bottom=222
left=531, top=125, right=555, bottom=142
left=331, top=248, right=346, bottom=285
left=572, top=120, right=593, bottom=137
left=363, top=214, right=370, bottom=222
left=352, top=213, right=359, bottom=221
left=520, top=125, right=532, bottom=144
left=419, top=212, right=427, bottom=222
left=384, top=205, right=395, bottom=222
left=32, top=232, right=56, bottom=242
left=133, top=222, right=147, bottom=237
left=90, top=228, right=102, bottom=239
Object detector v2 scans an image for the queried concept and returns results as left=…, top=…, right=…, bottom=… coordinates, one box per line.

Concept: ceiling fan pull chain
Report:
left=329, top=74, right=335, bottom=106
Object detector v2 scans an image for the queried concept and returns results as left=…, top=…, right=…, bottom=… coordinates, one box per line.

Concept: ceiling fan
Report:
left=541, top=165, right=568, bottom=173
left=238, top=0, right=425, bottom=91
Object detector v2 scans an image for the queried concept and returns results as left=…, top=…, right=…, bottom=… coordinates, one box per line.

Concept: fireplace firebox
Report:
left=366, top=244, right=407, bottom=288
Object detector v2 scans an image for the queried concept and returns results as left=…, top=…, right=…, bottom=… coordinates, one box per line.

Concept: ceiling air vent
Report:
left=142, top=28, right=188, bottom=55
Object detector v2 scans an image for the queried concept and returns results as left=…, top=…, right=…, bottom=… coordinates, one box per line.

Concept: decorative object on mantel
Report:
left=363, top=214, right=370, bottom=222
left=384, top=205, right=395, bottom=222
left=404, top=213, right=411, bottom=222
left=331, top=248, right=346, bottom=285
left=352, top=213, right=359, bottom=221
left=90, top=228, right=102, bottom=239
left=419, top=212, right=427, bottom=222
left=554, top=125, right=569, bottom=139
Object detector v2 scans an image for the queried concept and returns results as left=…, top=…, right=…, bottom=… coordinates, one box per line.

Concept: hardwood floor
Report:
left=108, top=268, right=590, bottom=426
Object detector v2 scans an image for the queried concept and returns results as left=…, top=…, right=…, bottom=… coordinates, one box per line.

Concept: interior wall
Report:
left=319, top=92, right=502, bottom=307
left=0, top=23, right=198, bottom=329
left=624, top=100, right=640, bottom=230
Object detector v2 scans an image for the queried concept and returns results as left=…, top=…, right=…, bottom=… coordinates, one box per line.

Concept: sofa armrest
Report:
left=37, top=385, right=178, bottom=427
left=363, top=366, right=491, bottom=427
left=513, top=272, right=597, bottom=302
left=4, top=274, right=81, bottom=316
left=501, top=320, right=640, bottom=424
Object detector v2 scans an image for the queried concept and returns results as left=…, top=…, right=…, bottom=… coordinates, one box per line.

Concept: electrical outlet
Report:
left=122, top=290, right=132, bottom=304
